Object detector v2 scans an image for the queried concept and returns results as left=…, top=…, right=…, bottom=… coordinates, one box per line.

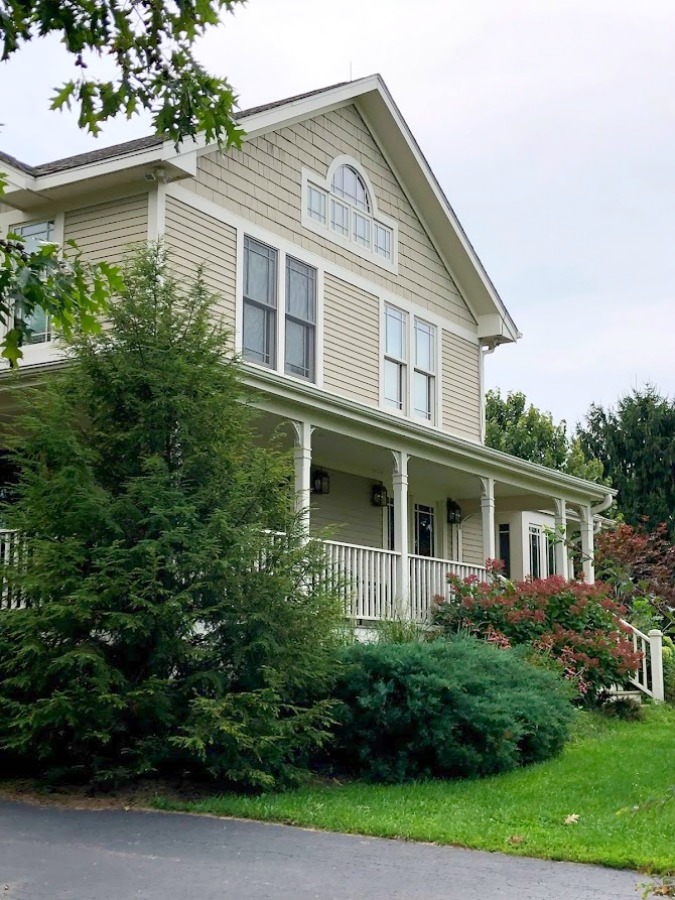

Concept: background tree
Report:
left=577, top=387, right=675, bottom=539
left=0, top=246, right=343, bottom=788
left=485, top=389, right=603, bottom=481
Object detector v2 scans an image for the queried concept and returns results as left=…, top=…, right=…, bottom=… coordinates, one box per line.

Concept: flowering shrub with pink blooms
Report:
left=431, top=562, right=642, bottom=700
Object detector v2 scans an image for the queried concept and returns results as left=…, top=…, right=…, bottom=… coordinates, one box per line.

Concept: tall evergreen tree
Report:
left=0, top=246, right=343, bottom=788
left=577, top=386, right=675, bottom=539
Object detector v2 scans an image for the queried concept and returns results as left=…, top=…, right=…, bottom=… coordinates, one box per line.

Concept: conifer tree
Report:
left=0, top=246, right=343, bottom=788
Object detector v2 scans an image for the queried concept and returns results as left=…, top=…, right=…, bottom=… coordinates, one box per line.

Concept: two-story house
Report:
left=0, top=75, right=615, bottom=622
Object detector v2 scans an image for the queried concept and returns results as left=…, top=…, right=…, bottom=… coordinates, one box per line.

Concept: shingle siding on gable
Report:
left=63, top=193, right=148, bottom=264
left=164, top=197, right=237, bottom=339
left=322, top=273, right=380, bottom=407
left=184, top=105, right=476, bottom=330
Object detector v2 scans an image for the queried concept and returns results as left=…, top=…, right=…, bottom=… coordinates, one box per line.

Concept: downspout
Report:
left=591, top=493, right=614, bottom=516
left=480, top=342, right=498, bottom=443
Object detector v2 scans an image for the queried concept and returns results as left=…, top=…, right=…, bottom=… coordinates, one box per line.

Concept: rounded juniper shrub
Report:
left=330, top=635, right=573, bottom=783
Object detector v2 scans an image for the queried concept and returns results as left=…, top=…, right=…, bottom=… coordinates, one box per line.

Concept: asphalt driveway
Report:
left=0, top=800, right=642, bottom=899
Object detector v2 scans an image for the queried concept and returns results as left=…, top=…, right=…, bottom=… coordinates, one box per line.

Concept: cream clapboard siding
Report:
left=461, top=515, right=484, bottom=567
left=183, top=105, right=475, bottom=330
left=311, top=470, right=383, bottom=548
left=63, top=193, right=148, bottom=263
left=164, top=196, right=237, bottom=336
left=442, top=330, right=482, bottom=441
left=323, top=273, right=379, bottom=407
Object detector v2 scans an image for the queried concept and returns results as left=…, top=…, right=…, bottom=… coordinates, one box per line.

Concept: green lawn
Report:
left=153, top=706, right=675, bottom=873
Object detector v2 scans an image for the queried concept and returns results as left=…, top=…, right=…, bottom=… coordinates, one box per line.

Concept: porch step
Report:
left=607, top=687, right=643, bottom=703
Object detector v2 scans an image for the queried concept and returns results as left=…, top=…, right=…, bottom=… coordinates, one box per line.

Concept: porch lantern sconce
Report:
left=446, top=498, right=462, bottom=525
left=371, top=483, right=389, bottom=508
left=312, top=469, right=330, bottom=495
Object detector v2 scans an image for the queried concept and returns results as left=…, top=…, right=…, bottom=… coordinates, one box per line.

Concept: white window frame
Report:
left=236, top=229, right=323, bottom=388
left=381, top=302, right=439, bottom=425
left=301, top=156, right=399, bottom=275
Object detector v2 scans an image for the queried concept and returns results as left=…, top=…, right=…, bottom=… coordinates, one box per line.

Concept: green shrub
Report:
left=329, top=635, right=573, bottom=783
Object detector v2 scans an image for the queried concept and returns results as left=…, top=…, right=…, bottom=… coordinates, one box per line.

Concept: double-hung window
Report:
left=529, top=524, right=543, bottom=579
left=285, top=256, right=316, bottom=380
left=242, top=236, right=318, bottom=384
left=243, top=236, right=278, bottom=368
left=384, top=305, right=407, bottom=411
left=383, top=306, right=437, bottom=422
left=13, top=220, right=55, bottom=344
left=413, top=318, right=435, bottom=421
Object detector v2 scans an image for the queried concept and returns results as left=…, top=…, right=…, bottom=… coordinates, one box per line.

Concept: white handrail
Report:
left=619, top=618, right=664, bottom=701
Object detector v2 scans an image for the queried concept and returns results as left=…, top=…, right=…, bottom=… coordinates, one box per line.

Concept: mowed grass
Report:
left=153, top=706, right=675, bottom=872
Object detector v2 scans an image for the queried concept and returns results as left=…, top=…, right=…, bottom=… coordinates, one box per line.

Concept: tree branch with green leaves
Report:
left=1, top=0, right=247, bottom=148
left=0, top=233, right=123, bottom=366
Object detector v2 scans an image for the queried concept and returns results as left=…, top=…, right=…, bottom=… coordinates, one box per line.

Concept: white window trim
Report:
left=235, top=229, right=324, bottom=389
left=301, top=156, right=399, bottom=275
left=379, top=301, right=441, bottom=427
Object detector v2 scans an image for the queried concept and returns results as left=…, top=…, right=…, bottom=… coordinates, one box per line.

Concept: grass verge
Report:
left=151, top=707, right=675, bottom=872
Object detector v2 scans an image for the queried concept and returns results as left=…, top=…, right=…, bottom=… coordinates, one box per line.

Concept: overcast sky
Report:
left=2, top=0, right=673, bottom=429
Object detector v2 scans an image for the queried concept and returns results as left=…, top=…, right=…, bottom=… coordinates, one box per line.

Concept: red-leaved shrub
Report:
left=432, top=563, right=641, bottom=700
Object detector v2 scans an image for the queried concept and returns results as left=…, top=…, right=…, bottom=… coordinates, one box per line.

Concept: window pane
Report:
left=243, top=301, right=275, bottom=366
left=285, top=319, right=314, bottom=380
left=16, top=302, right=50, bottom=344
left=498, top=525, right=511, bottom=579
left=385, top=306, right=405, bottom=359
left=353, top=212, right=371, bottom=248
left=414, top=504, right=435, bottom=557
left=15, top=220, right=54, bottom=254
left=413, top=371, right=432, bottom=420
left=384, top=359, right=402, bottom=409
left=374, top=223, right=392, bottom=259
left=529, top=526, right=541, bottom=579
left=307, top=185, right=327, bottom=224
left=331, top=165, right=371, bottom=212
left=415, top=320, right=433, bottom=371
left=244, top=237, right=277, bottom=307
left=330, top=199, right=349, bottom=236
left=286, top=257, right=316, bottom=323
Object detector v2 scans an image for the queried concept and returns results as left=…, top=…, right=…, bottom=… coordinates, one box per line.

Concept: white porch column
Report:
left=292, top=420, right=313, bottom=537
left=392, top=450, right=410, bottom=615
left=553, top=498, right=569, bottom=580
left=480, top=477, right=496, bottom=562
left=579, top=505, right=595, bottom=583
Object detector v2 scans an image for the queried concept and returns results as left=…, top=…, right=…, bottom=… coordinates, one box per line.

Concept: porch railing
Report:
left=620, top=619, right=665, bottom=701
left=0, top=529, right=23, bottom=610
left=409, top=554, right=486, bottom=621
left=323, top=540, right=399, bottom=621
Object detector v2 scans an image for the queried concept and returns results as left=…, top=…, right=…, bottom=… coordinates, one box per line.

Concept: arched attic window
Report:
left=303, top=158, right=397, bottom=268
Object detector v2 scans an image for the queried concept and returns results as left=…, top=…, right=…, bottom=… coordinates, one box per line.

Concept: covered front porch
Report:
left=260, top=410, right=603, bottom=623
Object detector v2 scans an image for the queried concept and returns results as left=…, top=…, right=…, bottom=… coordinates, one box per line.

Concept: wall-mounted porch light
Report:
left=371, top=483, right=389, bottom=508
left=446, top=498, right=462, bottom=525
left=312, top=469, right=330, bottom=495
